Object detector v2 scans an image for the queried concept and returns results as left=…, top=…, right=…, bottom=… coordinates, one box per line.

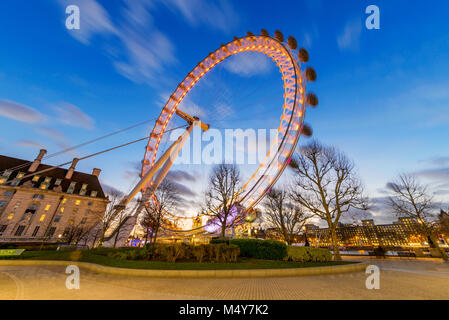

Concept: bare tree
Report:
left=202, top=164, right=243, bottom=239
left=387, top=174, right=448, bottom=261
left=62, top=214, right=98, bottom=246
left=289, top=141, right=368, bottom=260
left=264, top=188, right=310, bottom=245
left=438, top=209, right=449, bottom=239
left=97, top=190, right=124, bottom=246
left=141, top=180, right=179, bottom=246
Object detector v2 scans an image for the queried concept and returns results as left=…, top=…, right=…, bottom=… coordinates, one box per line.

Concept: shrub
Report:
left=104, top=244, right=240, bottom=263
left=230, top=239, right=287, bottom=260
left=210, top=238, right=230, bottom=245
left=193, top=244, right=208, bottom=263
left=284, top=246, right=332, bottom=263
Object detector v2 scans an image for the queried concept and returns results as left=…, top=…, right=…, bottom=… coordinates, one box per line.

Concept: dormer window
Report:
left=79, top=183, right=88, bottom=196
left=2, top=170, right=12, bottom=178
left=40, top=177, right=52, bottom=190
left=67, top=182, right=77, bottom=194
left=0, top=170, right=13, bottom=184
left=11, top=172, right=25, bottom=186
left=90, top=190, right=98, bottom=198
left=32, top=175, right=40, bottom=182
left=55, top=178, right=62, bottom=186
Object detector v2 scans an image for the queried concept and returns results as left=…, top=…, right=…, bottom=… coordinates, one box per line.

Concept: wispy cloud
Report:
left=58, top=0, right=117, bottom=44
left=54, top=103, right=95, bottom=130
left=415, top=167, right=449, bottom=184
left=59, top=0, right=239, bottom=85
left=36, top=127, right=68, bottom=142
left=224, top=52, right=272, bottom=77
left=59, top=0, right=176, bottom=86
left=337, top=19, right=362, bottom=52
left=0, top=99, right=46, bottom=123
left=163, top=0, right=239, bottom=33
left=15, top=140, right=45, bottom=149
left=113, top=28, right=176, bottom=84
left=166, top=169, right=197, bottom=182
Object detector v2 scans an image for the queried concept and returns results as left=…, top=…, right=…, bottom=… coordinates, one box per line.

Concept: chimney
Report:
left=28, top=149, right=47, bottom=173
left=65, top=158, right=79, bottom=180
left=91, top=168, right=101, bottom=177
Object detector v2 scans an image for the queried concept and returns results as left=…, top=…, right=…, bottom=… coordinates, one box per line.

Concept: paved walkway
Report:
left=0, top=257, right=448, bottom=300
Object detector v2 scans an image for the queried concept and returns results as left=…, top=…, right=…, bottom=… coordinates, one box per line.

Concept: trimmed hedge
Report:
left=284, top=246, right=332, bottom=263
left=230, top=238, right=287, bottom=260
left=209, top=238, right=230, bottom=245
left=104, top=244, right=240, bottom=263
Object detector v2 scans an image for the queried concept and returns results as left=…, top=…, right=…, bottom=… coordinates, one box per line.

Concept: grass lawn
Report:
left=0, top=250, right=354, bottom=270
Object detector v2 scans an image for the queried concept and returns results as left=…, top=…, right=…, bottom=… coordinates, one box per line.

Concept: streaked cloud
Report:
left=15, top=140, right=45, bottom=149
left=37, top=127, right=67, bottom=142
left=337, top=19, right=362, bottom=51
left=59, top=0, right=176, bottom=86
left=164, top=0, right=239, bottom=33
left=58, top=0, right=117, bottom=44
left=224, top=52, right=272, bottom=77
left=415, top=167, right=449, bottom=183
left=166, top=170, right=197, bottom=182
left=0, top=99, right=46, bottom=123
left=54, top=103, right=95, bottom=130
left=113, top=29, right=176, bottom=84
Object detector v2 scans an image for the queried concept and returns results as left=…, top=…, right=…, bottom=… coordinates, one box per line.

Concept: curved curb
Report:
left=0, top=260, right=368, bottom=278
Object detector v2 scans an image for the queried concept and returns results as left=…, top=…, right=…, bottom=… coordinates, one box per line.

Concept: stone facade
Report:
left=0, top=150, right=108, bottom=244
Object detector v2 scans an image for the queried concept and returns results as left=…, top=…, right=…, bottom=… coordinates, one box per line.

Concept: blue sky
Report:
left=0, top=0, right=448, bottom=223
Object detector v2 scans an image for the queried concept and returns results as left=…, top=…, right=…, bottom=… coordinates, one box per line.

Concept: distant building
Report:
left=0, top=150, right=108, bottom=244
left=305, top=218, right=433, bottom=248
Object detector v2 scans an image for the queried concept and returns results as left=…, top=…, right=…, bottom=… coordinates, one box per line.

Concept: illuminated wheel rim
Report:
left=141, top=34, right=309, bottom=221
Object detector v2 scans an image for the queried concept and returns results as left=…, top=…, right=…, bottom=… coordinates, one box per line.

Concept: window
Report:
left=32, top=226, right=40, bottom=237
left=39, top=194, right=44, bottom=200
left=24, top=204, right=38, bottom=215
left=14, top=225, right=25, bottom=236
left=54, top=215, right=62, bottom=223
left=0, top=225, right=7, bottom=234
left=39, top=214, right=46, bottom=222
left=40, top=177, right=52, bottom=190
left=11, top=172, right=25, bottom=186
left=32, top=175, right=40, bottom=182
left=7, top=213, right=14, bottom=220
left=87, top=202, right=93, bottom=206
left=44, top=204, right=51, bottom=211
left=79, top=183, right=88, bottom=196
left=75, top=199, right=81, bottom=206
left=2, top=170, right=12, bottom=178
left=60, top=207, right=64, bottom=213
left=55, top=178, right=62, bottom=186
left=61, top=198, right=67, bottom=204
left=47, top=227, right=56, bottom=238
left=32, top=194, right=39, bottom=199
left=67, top=182, right=77, bottom=194
left=90, top=190, right=98, bottom=198
left=4, top=191, right=13, bottom=197
left=80, top=217, right=87, bottom=224
left=0, top=177, right=6, bottom=184
left=0, top=201, right=6, bottom=207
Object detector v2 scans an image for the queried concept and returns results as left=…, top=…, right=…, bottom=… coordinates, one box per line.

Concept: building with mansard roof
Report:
left=0, top=149, right=108, bottom=245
